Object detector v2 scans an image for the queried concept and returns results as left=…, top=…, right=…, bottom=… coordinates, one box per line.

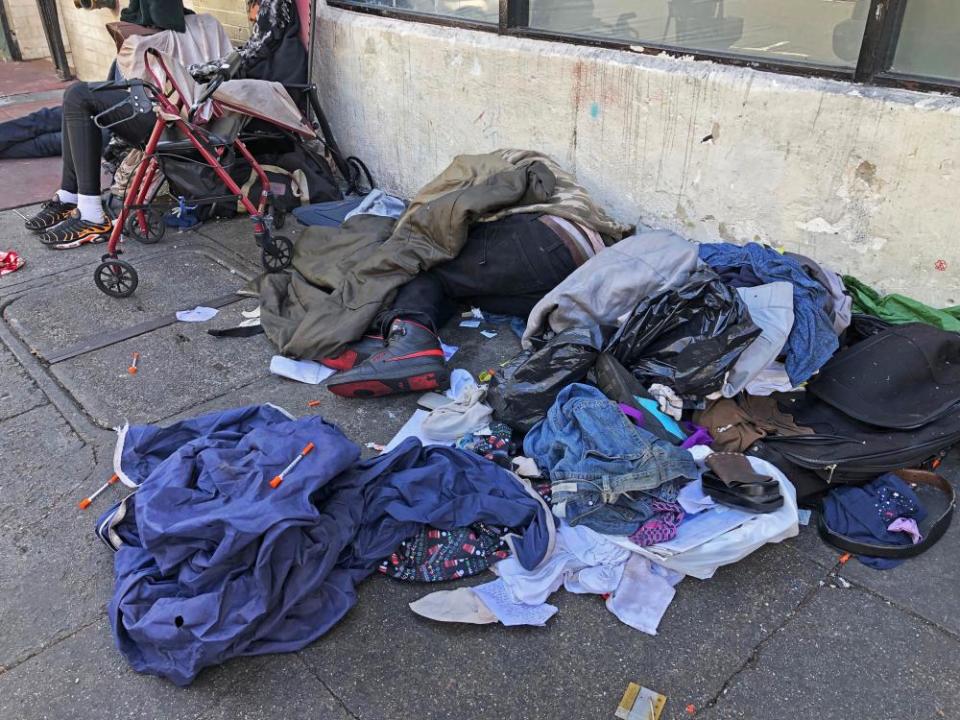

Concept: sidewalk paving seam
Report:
left=698, top=561, right=839, bottom=713
left=837, top=576, right=960, bottom=642
left=0, top=614, right=104, bottom=677
left=294, top=654, right=361, bottom=720
left=0, top=400, right=51, bottom=426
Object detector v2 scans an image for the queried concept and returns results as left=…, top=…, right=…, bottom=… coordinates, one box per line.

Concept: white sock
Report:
left=77, top=194, right=105, bottom=223
left=55, top=189, right=78, bottom=205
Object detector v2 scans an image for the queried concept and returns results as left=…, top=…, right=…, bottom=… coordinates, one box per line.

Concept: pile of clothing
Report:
left=92, top=148, right=957, bottom=685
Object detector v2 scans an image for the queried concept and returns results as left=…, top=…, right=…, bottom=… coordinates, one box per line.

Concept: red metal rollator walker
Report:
left=90, top=48, right=331, bottom=297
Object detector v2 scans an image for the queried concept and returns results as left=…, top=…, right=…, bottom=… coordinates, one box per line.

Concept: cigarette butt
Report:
left=307, top=400, right=321, bottom=407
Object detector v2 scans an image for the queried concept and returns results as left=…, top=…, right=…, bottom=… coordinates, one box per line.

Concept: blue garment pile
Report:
left=698, top=242, right=838, bottom=385
left=821, top=472, right=927, bottom=570
left=103, top=405, right=552, bottom=685
left=524, top=384, right=698, bottom=535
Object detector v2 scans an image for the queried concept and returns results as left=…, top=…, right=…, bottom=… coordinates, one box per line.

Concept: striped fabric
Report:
left=538, top=214, right=608, bottom=267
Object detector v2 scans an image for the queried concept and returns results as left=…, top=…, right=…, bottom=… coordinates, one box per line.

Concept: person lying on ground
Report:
left=320, top=212, right=605, bottom=398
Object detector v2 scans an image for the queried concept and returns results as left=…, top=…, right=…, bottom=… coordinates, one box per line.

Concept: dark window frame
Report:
left=327, top=0, right=960, bottom=95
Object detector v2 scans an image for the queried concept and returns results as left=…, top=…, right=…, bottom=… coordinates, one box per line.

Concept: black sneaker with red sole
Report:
left=326, top=319, right=449, bottom=399
left=320, top=334, right=386, bottom=371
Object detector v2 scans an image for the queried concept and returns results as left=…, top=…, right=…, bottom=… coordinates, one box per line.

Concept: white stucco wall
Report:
left=313, top=4, right=960, bottom=306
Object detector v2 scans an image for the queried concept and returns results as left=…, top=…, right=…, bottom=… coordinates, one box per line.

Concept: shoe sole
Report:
left=327, top=371, right=446, bottom=399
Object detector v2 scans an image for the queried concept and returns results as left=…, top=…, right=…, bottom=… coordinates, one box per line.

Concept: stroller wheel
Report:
left=261, top=235, right=293, bottom=272
left=124, top=209, right=166, bottom=245
left=94, top=259, right=139, bottom=298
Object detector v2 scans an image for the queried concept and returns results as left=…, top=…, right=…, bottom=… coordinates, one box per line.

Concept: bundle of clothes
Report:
left=95, top=148, right=956, bottom=685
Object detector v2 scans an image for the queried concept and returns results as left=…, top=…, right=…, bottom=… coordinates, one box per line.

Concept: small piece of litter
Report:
left=459, top=320, right=481, bottom=328
left=176, top=306, right=219, bottom=323
left=307, top=400, right=322, bottom=407
left=365, top=442, right=385, bottom=452
left=614, top=682, right=667, bottom=720
left=685, top=704, right=696, bottom=715
left=480, top=330, right=498, bottom=339
left=837, top=576, right=851, bottom=589
left=478, top=369, right=495, bottom=383
left=441, top=341, right=458, bottom=361
left=797, top=508, right=812, bottom=526
left=839, top=552, right=852, bottom=565
left=269, top=356, right=336, bottom=384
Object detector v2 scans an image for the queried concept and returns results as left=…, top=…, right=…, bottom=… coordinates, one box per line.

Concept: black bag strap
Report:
left=818, top=469, right=955, bottom=559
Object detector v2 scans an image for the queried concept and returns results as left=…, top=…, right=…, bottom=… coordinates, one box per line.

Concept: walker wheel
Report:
left=123, top=209, right=166, bottom=244
left=94, top=258, right=139, bottom=298
left=261, top=235, right=293, bottom=272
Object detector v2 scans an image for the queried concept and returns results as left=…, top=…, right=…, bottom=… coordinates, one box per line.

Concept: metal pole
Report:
left=34, top=0, right=72, bottom=80
left=305, top=0, right=318, bottom=123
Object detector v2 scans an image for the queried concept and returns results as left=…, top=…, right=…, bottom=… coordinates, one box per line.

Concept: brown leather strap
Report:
left=818, top=469, right=955, bottom=559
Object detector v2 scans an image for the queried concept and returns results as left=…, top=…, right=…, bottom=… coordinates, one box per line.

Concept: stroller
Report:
left=90, top=48, right=353, bottom=298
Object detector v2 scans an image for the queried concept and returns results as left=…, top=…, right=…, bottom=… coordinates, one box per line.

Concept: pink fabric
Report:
left=887, top=517, right=922, bottom=544
left=0, top=250, right=24, bottom=277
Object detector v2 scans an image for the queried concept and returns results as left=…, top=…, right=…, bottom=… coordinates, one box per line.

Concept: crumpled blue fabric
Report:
left=698, top=242, right=838, bottom=385
left=821, top=473, right=927, bottom=570
left=106, top=405, right=551, bottom=685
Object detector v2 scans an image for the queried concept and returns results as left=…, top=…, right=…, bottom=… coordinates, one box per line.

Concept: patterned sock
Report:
left=77, top=194, right=105, bottom=223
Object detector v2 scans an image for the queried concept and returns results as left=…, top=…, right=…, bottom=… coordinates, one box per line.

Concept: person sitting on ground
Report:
left=23, top=0, right=306, bottom=250
left=322, top=212, right=608, bottom=398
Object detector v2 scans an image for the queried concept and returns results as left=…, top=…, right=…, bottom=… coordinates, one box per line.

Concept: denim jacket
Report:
left=524, top=384, right=698, bottom=534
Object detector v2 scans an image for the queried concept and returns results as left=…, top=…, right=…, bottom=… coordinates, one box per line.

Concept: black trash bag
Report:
left=488, top=328, right=600, bottom=433
left=605, top=270, right=761, bottom=397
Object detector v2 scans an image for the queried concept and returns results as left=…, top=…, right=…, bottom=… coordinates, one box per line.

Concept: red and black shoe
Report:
left=320, top=334, right=385, bottom=371
left=326, top=319, right=449, bottom=398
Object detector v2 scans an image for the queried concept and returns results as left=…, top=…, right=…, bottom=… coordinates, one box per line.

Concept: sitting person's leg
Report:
left=326, top=214, right=581, bottom=398
left=26, top=83, right=153, bottom=247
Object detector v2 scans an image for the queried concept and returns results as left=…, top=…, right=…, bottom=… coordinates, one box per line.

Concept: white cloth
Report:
left=611, top=453, right=800, bottom=579
left=176, top=306, right=219, bottom=323
left=723, top=283, right=794, bottom=398
left=606, top=555, right=683, bottom=635
left=269, top=356, right=335, bottom=384
left=677, top=479, right=717, bottom=515
left=421, top=377, right=493, bottom=442
left=649, top=384, right=683, bottom=421
left=343, top=189, right=407, bottom=221
left=412, top=523, right=678, bottom=635
left=409, top=587, right=497, bottom=625
left=744, top=362, right=798, bottom=395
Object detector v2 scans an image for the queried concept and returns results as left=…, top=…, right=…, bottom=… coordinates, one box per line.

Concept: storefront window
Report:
left=891, top=1, right=960, bottom=81
left=529, top=0, right=870, bottom=67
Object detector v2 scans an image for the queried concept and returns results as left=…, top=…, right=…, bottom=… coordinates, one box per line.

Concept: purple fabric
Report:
left=627, top=499, right=685, bottom=546
left=680, top=422, right=713, bottom=449
left=887, top=517, right=922, bottom=544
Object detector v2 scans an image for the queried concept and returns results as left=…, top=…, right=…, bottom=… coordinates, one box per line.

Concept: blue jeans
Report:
left=524, top=383, right=698, bottom=534
left=0, top=106, right=62, bottom=159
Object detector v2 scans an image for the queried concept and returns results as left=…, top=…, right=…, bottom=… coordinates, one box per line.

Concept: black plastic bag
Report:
left=605, top=270, right=760, bottom=397
left=488, top=328, right=600, bottom=433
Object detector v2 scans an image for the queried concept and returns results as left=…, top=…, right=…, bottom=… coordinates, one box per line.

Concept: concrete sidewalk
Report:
left=0, top=207, right=958, bottom=720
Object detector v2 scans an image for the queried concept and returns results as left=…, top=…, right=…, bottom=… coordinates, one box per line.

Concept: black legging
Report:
left=60, top=82, right=155, bottom=195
